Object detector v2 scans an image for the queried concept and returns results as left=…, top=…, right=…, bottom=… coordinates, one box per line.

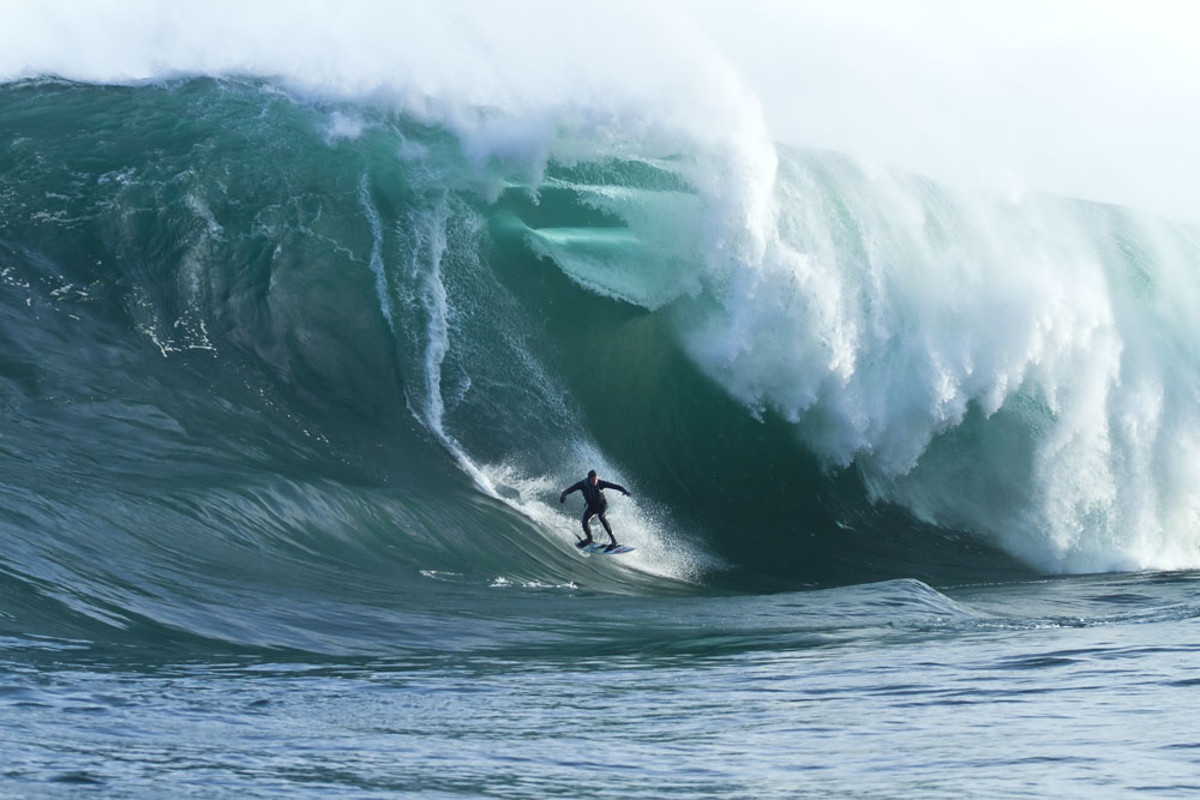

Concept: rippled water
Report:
left=6, top=573, right=1200, bottom=798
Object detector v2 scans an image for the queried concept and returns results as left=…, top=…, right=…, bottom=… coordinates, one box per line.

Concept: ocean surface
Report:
left=4, top=73, right=1200, bottom=798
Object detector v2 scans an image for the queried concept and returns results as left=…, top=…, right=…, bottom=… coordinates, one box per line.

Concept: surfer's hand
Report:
left=559, top=494, right=565, bottom=504
left=623, top=490, right=630, bottom=497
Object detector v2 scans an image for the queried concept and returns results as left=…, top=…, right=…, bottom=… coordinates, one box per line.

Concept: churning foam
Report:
left=670, top=150, right=1200, bottom=574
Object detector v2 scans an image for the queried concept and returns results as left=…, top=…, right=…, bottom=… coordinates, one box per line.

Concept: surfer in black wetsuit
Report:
left=559, top=469, right=630, bottom=551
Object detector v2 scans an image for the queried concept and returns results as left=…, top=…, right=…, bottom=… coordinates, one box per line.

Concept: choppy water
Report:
left=7, top=574, right=1200, bottom=798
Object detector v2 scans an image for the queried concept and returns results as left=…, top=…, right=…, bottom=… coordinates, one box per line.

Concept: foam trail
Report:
left=358, top=174, right=395, bottom=333
left=391, top=192, right=494, bottom=492
left=414, top=196, right=454, bottom=441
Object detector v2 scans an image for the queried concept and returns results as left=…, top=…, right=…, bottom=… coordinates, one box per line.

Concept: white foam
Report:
left=673, top=152, right=1200, bottom=574
left=469, top=454, right=718, bottom=585
left=356, top=174, right=395, bottom=333
left=324, top=111, right=367, bottom=144
left=0, top=1, right=771, bottom=183
left=8, top=1, right=1200, bottom=221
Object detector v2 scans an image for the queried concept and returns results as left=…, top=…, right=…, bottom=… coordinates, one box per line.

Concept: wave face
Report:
left=3, top=75, right=1200, bottom=647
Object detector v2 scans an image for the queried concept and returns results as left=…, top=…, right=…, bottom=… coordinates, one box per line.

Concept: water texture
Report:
left=2, top=67, right=1200, bottom=798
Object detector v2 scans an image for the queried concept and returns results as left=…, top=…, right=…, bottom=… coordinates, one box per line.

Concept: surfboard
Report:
left=576, top=542, right=636, bottom=555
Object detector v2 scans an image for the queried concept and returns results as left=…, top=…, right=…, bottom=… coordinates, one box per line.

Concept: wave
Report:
left=3, top=71, right=1200, bottom=650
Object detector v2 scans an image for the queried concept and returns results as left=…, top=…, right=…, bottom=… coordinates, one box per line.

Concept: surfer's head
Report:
left=587, top=469, right=597, bottom=483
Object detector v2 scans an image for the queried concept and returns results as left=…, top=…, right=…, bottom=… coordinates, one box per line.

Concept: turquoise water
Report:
left=4, top=77, right=1200, bottom=797
left=7, top=576, right=1200, bottom=797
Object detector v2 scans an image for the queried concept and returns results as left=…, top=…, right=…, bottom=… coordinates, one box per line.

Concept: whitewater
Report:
left=4, top=2, right=1200, bottom=797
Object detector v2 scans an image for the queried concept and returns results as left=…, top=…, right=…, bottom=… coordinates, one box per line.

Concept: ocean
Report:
left=3, top=49, right=1200, bottom=798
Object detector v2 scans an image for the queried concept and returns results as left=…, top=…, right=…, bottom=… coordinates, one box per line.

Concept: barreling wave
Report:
left=2, top=74, right=1200, bottom=650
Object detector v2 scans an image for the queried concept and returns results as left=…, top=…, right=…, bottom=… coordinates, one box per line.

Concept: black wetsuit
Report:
left=560, top=478, right=629, bottom=544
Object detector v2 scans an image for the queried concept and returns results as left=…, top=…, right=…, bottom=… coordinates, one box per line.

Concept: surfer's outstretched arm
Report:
left=559, top=481, right=584, bottom=503
left=598, top=480, right=630, bottom=496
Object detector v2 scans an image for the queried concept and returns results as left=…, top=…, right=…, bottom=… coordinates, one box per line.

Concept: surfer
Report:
left=560, top=470, right=630, bottom=551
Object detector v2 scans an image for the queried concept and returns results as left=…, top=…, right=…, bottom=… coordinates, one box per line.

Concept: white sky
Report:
left=690, top=0, right=1200, bottom=221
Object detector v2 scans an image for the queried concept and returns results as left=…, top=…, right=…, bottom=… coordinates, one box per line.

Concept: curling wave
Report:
left=2, top=73, right=1200, bottom=652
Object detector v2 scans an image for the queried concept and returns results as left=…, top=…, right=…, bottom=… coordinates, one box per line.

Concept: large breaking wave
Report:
left=3, top=7, right=1200, bottom=646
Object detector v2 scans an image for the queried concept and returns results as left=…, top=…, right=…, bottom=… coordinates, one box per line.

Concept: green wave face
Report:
left=2, top=78, right=1199, bottom=650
